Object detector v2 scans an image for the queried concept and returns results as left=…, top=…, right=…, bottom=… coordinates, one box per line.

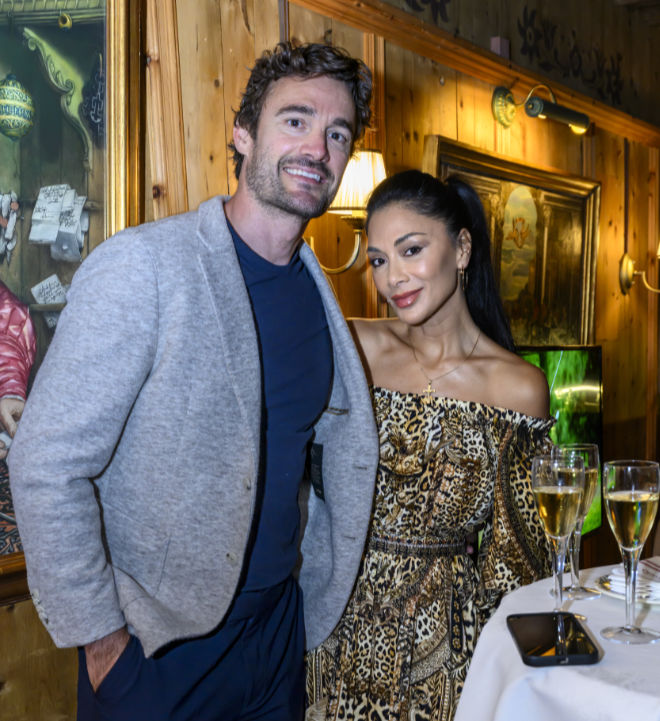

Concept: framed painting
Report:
left=422, top=137, right=600, bottom=347
left=0, top=0, right=143, bottom=604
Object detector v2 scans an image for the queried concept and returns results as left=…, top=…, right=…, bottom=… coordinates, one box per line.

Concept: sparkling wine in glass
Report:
left=531, top=454, right=585, bottom=611
left=551, top=444, right=601, bottom=600
left=601, top=460, right=660, bottom=644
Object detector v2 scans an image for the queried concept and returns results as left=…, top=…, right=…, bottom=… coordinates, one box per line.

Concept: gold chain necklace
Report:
left=411, top=330, right=481, bottom=402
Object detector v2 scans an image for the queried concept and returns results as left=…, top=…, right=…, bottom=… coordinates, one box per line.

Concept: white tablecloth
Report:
left=454, top=565, right=660, bottom=721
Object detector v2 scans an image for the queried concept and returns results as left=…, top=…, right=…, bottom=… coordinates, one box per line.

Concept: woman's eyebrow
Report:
left=367, top=232, right=428, bottom=253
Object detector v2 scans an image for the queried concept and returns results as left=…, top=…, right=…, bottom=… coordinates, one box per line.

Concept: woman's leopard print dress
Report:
left=306, top=387, right=553, bottom=721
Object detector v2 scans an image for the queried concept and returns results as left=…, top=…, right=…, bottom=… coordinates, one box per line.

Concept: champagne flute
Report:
left=531, top=454, right=585, bottom=610
left=601, top=460, right=660, bottom=644
left=551, top=444, right=601, bottom=600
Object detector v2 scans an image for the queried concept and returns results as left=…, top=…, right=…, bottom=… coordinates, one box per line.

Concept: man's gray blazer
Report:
left=9, top=196, right=378, bottom=657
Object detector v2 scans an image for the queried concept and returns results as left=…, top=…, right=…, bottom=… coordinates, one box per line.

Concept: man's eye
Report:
left=329, top=130, right=349, bottom=144
left=287, top=118, right=303, bottom=128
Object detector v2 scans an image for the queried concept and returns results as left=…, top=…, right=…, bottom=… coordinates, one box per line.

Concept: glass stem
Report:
left=569, top=519, right=584, bottom=589
left=551, top=535, right=569, bottom=610
left=623, top=546, right=642, bottom=631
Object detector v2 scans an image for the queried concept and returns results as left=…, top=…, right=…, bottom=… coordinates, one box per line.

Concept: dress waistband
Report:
left=368, top=535, right=466, bottom=557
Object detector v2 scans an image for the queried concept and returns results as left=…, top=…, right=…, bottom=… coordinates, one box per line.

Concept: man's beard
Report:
left=245, top=150, right=337, bottom=221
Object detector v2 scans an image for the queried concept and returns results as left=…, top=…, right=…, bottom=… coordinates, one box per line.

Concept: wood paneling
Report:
left=0, top=601, right=76, bottom=721
left=290, top=0, right=660, bottom=148
left=146, top=0, right=188, bottom=218
left=176, top=0, right=229, bottom=210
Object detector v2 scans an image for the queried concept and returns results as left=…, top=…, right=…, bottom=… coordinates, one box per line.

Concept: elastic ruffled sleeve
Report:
left=0, top=283, right=37, bottom=399
left=475, top=414, right=554, bottom=625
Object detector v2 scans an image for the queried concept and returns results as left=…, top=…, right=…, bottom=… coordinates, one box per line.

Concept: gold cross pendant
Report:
left=422, top=380, right=436, bottom=403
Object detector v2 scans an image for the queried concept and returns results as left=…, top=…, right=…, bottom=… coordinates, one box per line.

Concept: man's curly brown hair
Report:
left=229, top=42, right=372, bottom=180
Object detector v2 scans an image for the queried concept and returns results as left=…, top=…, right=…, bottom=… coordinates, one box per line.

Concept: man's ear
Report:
left=233, top=123, right=253, bottom=156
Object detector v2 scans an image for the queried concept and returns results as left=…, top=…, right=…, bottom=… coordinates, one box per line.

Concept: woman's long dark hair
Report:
left=365, top=169, right=515, bottom=351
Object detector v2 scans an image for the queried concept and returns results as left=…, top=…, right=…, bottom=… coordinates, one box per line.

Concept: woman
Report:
left=306, top=170, right=553, bottom=721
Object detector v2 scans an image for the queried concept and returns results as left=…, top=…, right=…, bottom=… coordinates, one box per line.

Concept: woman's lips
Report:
left=391, top=289, right=421, bottom=308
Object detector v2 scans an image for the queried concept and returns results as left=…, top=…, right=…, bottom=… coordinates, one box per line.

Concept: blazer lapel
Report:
left=195, top=196, right=261, bottom=454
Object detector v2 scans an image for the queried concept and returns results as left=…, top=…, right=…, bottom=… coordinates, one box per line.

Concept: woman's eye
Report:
left=369, top=256, right=385, bottom=268
left=403, top=245, right=422, bottom=256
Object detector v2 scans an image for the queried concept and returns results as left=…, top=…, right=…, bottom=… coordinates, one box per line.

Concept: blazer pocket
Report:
left=102, top=501, right=170, bottom=599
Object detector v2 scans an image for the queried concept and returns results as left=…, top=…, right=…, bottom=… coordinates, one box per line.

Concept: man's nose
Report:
left=301, top=130, right=330, bottom=161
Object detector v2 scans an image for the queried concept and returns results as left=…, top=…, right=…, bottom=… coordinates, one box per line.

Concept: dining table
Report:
left=454, top=563, right=660, bottom=721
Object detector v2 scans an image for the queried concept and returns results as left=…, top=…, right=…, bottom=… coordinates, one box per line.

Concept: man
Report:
left=9, top=42, right=378, bottom=721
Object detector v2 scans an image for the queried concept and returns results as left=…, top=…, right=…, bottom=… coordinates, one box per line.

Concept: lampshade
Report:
left=329, top=150, right=387, bottom=217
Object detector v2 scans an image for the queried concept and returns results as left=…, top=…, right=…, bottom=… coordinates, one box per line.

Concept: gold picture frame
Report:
left=0, top=0, right=144, bottom=604
left=423, top=137, right=600, bottom=346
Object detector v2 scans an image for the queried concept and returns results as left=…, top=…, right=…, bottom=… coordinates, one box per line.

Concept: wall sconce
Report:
left=492, top=84, right=590, bottom=135
left=619, top=248, right=660, bottom=294
left=617, top=138, right=660, bottom=295
left=321, top=149, right=387, bottom=274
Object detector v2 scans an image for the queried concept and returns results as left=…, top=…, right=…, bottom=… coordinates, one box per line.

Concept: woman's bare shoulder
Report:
left=482, top=341, right=550, bottom=419
left=348, top=318, right=403, bottom=373
left=349, top=318, right=400, bottom=350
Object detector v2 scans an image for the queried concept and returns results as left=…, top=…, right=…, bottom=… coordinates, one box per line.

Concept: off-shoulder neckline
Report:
left=370, top=384, right=552, bottom=426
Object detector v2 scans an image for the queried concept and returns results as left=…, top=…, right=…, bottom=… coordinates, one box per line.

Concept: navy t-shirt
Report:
left=229, top=224, right=333, bottom=590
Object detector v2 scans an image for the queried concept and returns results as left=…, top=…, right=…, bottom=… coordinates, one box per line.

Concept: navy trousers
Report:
left=77, top=577, right=305, bottom=721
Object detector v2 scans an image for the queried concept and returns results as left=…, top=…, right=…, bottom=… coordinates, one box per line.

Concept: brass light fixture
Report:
left=492, top=84, right=590, bottom=135
left=619, top=249, right=660, bottom=294
left=320, top=149, right=387, bottom=274
left=618, top=138, right=660, bottom=294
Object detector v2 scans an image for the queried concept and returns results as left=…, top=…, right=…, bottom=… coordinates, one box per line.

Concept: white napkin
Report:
left=607, top=556, right=660, bottom=600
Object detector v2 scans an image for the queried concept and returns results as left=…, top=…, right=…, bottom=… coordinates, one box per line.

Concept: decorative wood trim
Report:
left=279, top=0, right=290, bottom=42
left=145, top=0, right=188, bottom=219
left=646, top=147, right=659, bottom=461
left=107, top=0, right=144, bottom=235
left=0, top=553, right=28, bottom=606
left=362, top=33, right=385, bottom=152
left=290, top=0, right=660, bottom=148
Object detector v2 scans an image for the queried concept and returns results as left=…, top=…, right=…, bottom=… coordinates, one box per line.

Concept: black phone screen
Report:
left=507, top=612, right=601, bottom=666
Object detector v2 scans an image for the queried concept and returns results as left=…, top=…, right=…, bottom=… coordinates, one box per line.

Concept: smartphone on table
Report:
left=507, top=612, right=602, bottom=666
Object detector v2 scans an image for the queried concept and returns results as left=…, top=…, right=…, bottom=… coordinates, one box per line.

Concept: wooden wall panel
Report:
left=147, top=0, right=282, bottom=214
left=456, top=75, right=496, bottom=153
left=146, top=0, right=188, bottom=218
left=383, top=0, right=660, bottom=129
left=176, top=0, right=229, bottom=210
left=0, top=601, right=76, bottom=721
left=218, top=0, right=257, bottom=197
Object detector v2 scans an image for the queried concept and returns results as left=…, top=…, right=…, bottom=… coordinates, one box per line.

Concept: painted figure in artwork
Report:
left=0, top=281, right=36, bottom=555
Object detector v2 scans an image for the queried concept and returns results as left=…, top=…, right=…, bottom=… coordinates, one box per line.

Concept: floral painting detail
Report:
left=516, top=4, right=624, bottom=107
left=404, top=0, right=451, bottom=25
